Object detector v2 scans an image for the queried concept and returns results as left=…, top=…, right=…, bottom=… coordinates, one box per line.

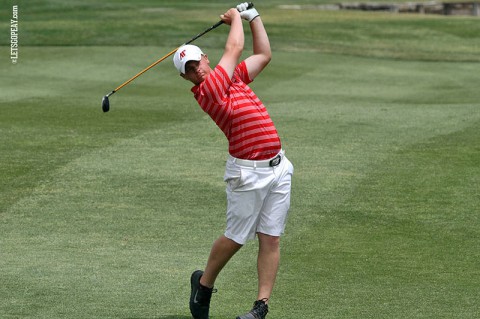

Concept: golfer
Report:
left=173, top=3, right=293, bottom=319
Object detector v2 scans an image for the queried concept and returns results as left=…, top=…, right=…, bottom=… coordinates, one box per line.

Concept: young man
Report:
left=173, top=3, right=293, bottom=319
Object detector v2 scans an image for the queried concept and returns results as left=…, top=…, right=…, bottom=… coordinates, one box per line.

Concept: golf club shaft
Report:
left=110, top=47, right=179, bottom=95
left=104, top=3, right=253, bottom=101
left=186, top=20, right=224, bottom=46
left=109, top=21, right=226, bottom=97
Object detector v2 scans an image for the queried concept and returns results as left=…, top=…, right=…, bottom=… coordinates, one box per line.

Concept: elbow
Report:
left=265, top=52, right=272, bottom=64
left=262, top=52, right=272, bottom=67
left=257, top=47, right=272, bottom=65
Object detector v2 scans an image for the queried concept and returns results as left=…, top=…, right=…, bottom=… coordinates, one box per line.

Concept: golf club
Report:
left=102, top=3, right=254, bottom=113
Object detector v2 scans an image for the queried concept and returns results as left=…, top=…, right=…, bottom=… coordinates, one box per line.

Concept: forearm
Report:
left=225, top=15, right=244, bottom=58
left=238, top=4, right=270, bottom=79
left=250, top=17, right=271, bottom=59
left=218, top=8, right=244, bottom=78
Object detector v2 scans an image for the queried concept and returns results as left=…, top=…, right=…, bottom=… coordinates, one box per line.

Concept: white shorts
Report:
left=223, top=150, right=294, bottom=245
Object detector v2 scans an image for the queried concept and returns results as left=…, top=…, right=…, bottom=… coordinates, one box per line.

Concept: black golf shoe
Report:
left=189, top=270, right=216, bottom=319
left=236, top=299, right=269, bottom=319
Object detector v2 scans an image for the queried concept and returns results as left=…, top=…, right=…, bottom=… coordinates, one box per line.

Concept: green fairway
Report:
left=1, top=1, right=480, bottom=318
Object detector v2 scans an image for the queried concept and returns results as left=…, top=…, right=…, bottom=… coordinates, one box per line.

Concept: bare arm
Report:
left=244, top=17, right=272, bottom=80
left=218, top=9, right=244, bottom=79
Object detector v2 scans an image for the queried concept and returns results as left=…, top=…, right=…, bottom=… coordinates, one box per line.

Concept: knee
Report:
left=218, top=235, right=243, bottom=250
left=258, top=233, right=280, bottom=250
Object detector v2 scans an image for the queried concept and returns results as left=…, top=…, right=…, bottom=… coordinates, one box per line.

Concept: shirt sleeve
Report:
left=235, top=61, right=253, bottom=85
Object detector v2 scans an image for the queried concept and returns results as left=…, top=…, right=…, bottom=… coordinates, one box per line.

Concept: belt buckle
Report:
left=269, top=155, right=281, bottom=167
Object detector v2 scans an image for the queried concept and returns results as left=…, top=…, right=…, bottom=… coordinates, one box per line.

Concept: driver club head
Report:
left=102, top=95, right=110, bottom=112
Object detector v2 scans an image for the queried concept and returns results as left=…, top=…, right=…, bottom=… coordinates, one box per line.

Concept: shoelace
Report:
left=198, top=286, right=218, bottom=304
left=251, top=299, right=269, bottom=318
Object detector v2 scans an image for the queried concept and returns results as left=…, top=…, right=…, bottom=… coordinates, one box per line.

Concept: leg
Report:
left=256, top=233, right=280, bottom=302
left=255, top=157, right=293, bottom=301
left=190, top=236, right=241, bottom=319
left=236, top=233, right=278, bottom=319
left=200, top=235, right=243, bottom=288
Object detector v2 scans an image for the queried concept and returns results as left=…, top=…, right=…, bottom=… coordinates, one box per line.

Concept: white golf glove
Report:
left=236, top=2, right=259, bottom=22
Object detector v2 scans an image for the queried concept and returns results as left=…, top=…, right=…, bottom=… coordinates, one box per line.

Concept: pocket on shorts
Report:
left=287, top=158, right=294, bottom=175
left=224, top=161, right=242, bottom=191
left=282, top=156, right=294, bottom=176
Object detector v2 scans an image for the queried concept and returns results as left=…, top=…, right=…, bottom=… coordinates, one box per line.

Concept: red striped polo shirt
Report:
left=191, top=61, right=281, bottom=160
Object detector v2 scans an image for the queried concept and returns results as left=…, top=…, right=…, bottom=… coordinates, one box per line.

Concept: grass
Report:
left=2, top=2, right=480, bottom=60
left=1, top=1, right=480, bottom=318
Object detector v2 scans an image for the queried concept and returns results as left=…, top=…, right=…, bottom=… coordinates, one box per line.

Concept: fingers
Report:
left=220, top=8, right=241, bottom=25
left=236, top=3, right=259, bottom=22
left=236, top=2, right=249, bottom=12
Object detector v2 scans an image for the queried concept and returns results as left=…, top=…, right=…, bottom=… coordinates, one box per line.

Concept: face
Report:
left=181, top=55, right=210, bottom=85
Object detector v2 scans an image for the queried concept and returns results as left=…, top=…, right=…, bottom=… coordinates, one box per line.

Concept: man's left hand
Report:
left=236, top=2, right=259, bottom=22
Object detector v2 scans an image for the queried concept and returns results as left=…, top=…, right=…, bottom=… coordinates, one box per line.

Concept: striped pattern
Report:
left=191, top=62, right=281, bottom=160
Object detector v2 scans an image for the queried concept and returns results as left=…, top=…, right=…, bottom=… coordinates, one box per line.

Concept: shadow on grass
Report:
left=126, top=316, right=192, bottom=319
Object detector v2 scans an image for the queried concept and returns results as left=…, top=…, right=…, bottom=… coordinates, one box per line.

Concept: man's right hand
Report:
left=220, top=8, right=241, bottom=26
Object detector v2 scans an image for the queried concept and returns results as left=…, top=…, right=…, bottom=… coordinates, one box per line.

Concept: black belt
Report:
left=269, top=154, right=282, bottom=167
left=232, top=153, right=283, bottom=168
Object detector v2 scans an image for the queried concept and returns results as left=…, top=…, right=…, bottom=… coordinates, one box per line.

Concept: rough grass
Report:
left=1, top=1, right=480, bottom=318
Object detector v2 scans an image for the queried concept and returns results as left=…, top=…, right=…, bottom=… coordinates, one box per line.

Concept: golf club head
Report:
left=102, top=95, right=110, bottom=112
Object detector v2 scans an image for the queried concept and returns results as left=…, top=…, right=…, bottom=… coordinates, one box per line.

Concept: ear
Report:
left=204, top=54, right=209, bottom=64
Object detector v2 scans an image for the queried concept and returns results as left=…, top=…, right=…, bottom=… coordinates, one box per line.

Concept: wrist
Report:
left=249, top=14, right=260, bottom=23
left=240, top=7, right=259, bottom=22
